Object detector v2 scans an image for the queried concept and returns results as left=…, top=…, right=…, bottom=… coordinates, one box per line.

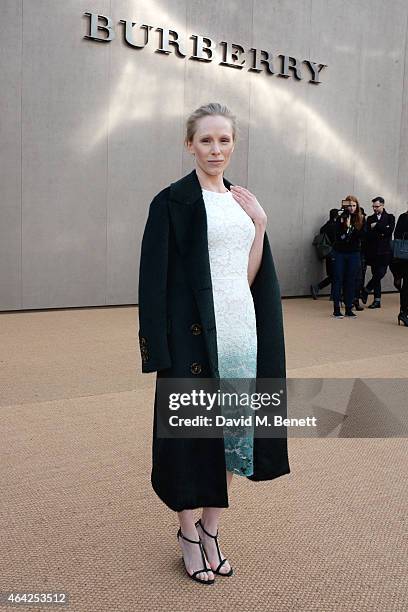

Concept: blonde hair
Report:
left=185, top=102, right=237, bottom=145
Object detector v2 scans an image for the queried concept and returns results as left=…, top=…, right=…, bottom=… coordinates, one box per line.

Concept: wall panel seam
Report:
left=396, top=5, right=408, bottom=204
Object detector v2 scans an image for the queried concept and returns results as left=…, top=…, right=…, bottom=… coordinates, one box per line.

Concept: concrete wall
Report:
left=1, top=0, right=408, bottom=310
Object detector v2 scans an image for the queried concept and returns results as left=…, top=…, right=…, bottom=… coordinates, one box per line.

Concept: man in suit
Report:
left=361, top=196, right=395, bottom=308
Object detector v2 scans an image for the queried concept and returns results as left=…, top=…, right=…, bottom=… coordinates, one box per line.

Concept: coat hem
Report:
left=247, top=466, right=290, bottom=482
left=151, top=477, right=230, bottom=513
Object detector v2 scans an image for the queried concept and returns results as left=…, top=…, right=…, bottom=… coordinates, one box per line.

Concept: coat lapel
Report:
left=168, top=169, right=233, bottom=378
left=168, top=168, right=232, bottom=268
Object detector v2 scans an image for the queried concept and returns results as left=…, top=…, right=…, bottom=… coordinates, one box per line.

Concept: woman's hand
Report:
left=230, top=185, right=267, bottom=228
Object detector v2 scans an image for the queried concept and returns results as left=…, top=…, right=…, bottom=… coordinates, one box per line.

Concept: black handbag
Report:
left=393, top=233, right=408, bottom=261
left=312, top=232, right=333, bottom=260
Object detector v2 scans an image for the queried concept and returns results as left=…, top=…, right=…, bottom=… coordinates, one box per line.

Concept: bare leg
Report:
left=226, top=470, right=233, bottom=489
left=197, top=470, right=234, bottom=574
left=177, top=509, right=214, bottom=581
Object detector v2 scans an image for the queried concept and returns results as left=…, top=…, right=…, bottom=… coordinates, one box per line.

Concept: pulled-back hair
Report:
left=185, top=102, right=237, bottom=145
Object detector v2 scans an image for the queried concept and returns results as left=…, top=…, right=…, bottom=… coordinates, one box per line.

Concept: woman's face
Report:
left=346, top=201, right=357, bottom=213
left=187, top=115, right=235, bottom=177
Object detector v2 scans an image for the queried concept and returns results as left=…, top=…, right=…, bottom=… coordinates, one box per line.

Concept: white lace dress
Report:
left=202, top=188, right=257, bottom=476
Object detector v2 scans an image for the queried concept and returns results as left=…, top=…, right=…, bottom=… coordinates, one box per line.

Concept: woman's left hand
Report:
left=230, top=185, right=267, bottom=228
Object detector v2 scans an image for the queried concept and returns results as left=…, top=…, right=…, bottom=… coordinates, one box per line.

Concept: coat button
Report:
left=190, top=362, right=202, bottom=375
left=190, top=323, right=202, bottom=335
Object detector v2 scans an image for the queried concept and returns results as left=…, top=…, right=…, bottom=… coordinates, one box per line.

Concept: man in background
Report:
left=362, top=196, right=395, bottom=308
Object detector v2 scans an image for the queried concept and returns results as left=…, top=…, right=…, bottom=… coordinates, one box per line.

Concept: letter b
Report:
left=84, top=13, right=115, bottom=42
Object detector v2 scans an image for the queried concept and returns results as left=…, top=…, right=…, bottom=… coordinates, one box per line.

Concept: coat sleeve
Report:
left=138, top=190, right=171, bottom=373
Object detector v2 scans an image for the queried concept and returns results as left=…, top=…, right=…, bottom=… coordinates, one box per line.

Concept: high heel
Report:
left=177, top=528, right=215, bottom=585
left=397, top=312, right=408, bottom=326
left=195, top=519, right=233, bottom=577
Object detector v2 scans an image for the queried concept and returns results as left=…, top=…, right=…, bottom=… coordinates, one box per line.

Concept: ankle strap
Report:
left=177, top=528, right=200, bottom=545
left=196, top=519, right=218, bottom=538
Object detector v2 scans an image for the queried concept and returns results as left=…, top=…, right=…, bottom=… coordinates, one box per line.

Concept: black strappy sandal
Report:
left=195, top=519, right=234, bottom=577
left=177, top=528, right=215, bottom=585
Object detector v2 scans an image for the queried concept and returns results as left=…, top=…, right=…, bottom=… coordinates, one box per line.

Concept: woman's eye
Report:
left=200, top=138, right=230, bottom=143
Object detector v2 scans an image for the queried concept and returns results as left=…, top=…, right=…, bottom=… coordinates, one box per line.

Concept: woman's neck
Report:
left=195, top=166, right=228, bottom=193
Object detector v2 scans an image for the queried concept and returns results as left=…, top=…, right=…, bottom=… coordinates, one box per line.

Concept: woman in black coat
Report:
left=138, top=102, right=289, bottom=584
left=390, top=207, right=408, bottom=326
left=310, top=208, right=338, bottom=299
left=331, top=196, right=365, bottom=318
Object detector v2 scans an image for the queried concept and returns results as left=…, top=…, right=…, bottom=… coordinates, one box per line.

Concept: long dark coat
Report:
left=390, top=212, right=408, bottom=279
left=364, top=210, right=395, bottom=266
left=138, top=169, right=290, bottom=512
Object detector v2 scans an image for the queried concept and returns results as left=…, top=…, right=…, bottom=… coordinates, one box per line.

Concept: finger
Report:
left=231, top=185, right=253, bottom=196
left=230, top=190, right=246, bottom=205
left=230, top=189, right=245, bottom=201
left=231, top=192, right=249, bottom=207
left=231, top=190, right=256, bottom=206
left=231, top=188, right=252, bottom=202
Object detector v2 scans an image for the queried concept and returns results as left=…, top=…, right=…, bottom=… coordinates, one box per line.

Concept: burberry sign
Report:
left=84, top=13, right=327, bottom=84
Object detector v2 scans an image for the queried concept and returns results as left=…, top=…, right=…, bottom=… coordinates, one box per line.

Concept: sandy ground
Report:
left=0, top=294, right=406, bottom=611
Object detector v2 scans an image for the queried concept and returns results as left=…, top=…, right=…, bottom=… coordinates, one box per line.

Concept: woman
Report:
left=138, top=103, right=289, bottom=584
left=331, top=196, right=365, bottom=318
left=390, top=206, right=408, bottom=326
left=310, top=208, right=337, bottom=299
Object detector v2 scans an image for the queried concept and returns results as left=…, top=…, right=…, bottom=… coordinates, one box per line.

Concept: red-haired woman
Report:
left=331, top=196, right=365, bottom=318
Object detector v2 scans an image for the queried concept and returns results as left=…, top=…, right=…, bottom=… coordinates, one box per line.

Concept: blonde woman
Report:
left=138, top=103, right=289, bottom=584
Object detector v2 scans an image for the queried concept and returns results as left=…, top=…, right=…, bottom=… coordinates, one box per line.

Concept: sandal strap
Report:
left=178, top=528, right=211, bottom=574
left=196, top=519, right=219, bottom=539
left=215, top=558, right=228, bottom=573
left=190, top=567, right=210, bottom=578
left=196, top=519, right=223, bottom=565
left=198, top=540, right=208, bottom=570
left=177, top=528, right=200, bottom=545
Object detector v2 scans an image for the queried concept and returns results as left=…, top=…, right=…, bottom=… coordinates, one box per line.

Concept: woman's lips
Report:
left=208, top=160, right=224, bottom=163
